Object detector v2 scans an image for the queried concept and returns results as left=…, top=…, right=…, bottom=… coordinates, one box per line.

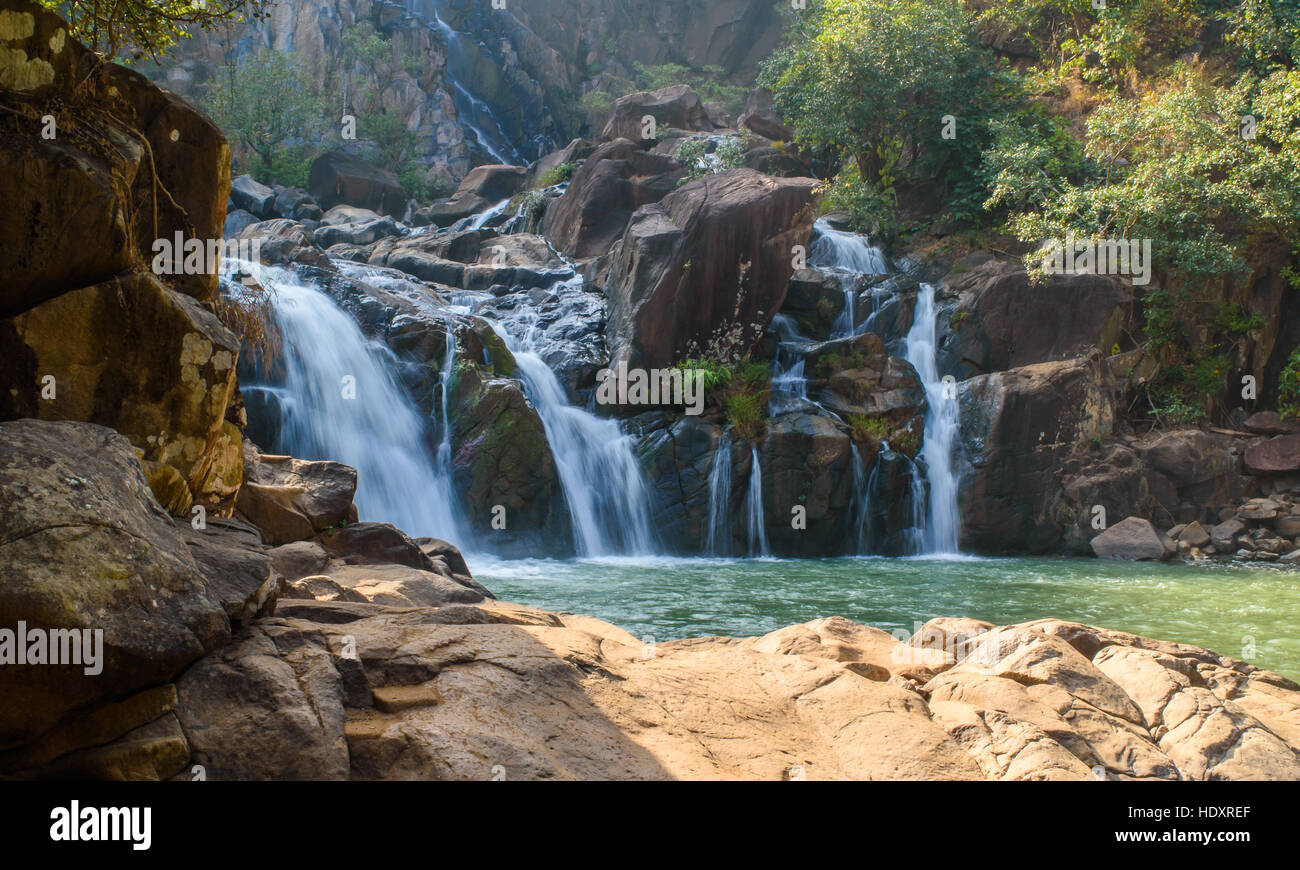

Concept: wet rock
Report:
left=423, top=164, right=527, bottom=227
left=1090, top=516, right=1175, bottom=561
left=1176, top=521, right=1211, bottom=548
left=314, top=215, right=405, bottom=248
left=1211, top=518, right=1246, bottom=550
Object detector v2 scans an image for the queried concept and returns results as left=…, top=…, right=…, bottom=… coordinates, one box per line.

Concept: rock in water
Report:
left=1090, top=516, right=1175, bottom=561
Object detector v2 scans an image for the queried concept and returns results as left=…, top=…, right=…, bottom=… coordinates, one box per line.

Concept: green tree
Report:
left=37, top=0, right=270, bottom=61
left=203, top=49, right=323, bottom=179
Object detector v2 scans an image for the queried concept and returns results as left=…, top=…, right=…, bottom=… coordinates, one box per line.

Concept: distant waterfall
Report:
left=903, top=283, right=961, bottom=554
left=746, top=447, right=770, bottom=557
left=240, top=265, right=466, bottom=545
left=849, top=444, right=870, bottom=554
left=487, top=316, right=656, bottom=557
left=705, top=432, right=733, bottom=555
left=810, top=218, right=889, bottom=340
left=430, top=6, right=522, bottom=164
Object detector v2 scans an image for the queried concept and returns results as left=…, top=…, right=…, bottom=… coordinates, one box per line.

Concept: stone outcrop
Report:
left=308, top=149, right=408, bottom=218
left=423, top=164, right=527, bottom=227
left=599, top=84, right=714, bottom=142
left=604, top=168, right=819, bottom=370
left=1089, top=516, right=1175, bottom=561
left=542, top=138, right=686, bottom=259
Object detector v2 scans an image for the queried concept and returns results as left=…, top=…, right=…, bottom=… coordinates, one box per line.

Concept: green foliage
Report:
left=674, top=136, right=748, bottom=184
left=1279, top=346, right=1300, bottom=418
left=399, top=168, right=450, bottom=203
left=675, top=358, right=733, bottom=392
left=1212, top=301, right=1267, bottom=336
left=848, top=414, right=891, bottom=443
left=726, top=392, right=765, bottom=441
left=204, top=49, right=324, bottom=177
left=536, top=162, right=576, bottom=188
left=578, top=90, right=615, bottom=131
left=37, top=0, right=270, bottom=61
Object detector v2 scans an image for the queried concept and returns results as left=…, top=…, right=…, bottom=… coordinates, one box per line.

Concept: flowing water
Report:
left=904, top=283, right=962, bottom=554
left=705, top=432, right=733, bottom=555
left=239, top=264, right=464, bottom=541
left=476, top=555, right=1300, bottom=679
left=746, top=447, right=771, bottom=557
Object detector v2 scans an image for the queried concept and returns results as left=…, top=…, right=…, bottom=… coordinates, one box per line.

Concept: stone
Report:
left=1177, top=521, right=1210, bottom=548
left=173, top=517, right=277, bottom=624
left=604, top=168, right=818, bottom=370
left=1245, top=434, right=1300, bottom=474
left=1243, top=411, right=1298, bottom=435
left=1211, top=518, right=1246, bottom=551
left=542, top=138, right=686, bottom=259
left=268, top=540, right=331, bottom=581
left=235, top=446, right=358, bottom=546
left=308, top=149, right=407, bottom=218
left=600, top=84, right=714, bottom=142
left=1090, top=516, right=1175, bottom=561
left=423, top=164, right=527, bottom=226
left=230, top=174, right=276, bottom=217
left=0, top=272, right=243, bottom=512
left=0, top=420, right=229, bottom=750
left=737, top=87, right=794, bottom=142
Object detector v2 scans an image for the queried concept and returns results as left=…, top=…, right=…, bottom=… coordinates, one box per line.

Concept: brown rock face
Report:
left=958, top=355, right=1117, bottom=552
left=738, top=87, right=794, bottom=142
left=424, top=164, right=528, bottom=227
left=309, top=149, right=408, bottom=218
left=604, top=168, right=819, bottom=370
left=542, top=138, right=686, bottom=259
left=0, top=420, right=229, bottom=751
left=0, top=272, right=243, bottom=513
left=940, top=261, right=1132, bottom=376
left=0, top=0, right=229, bottom=314
left=600, top=84, right=714, bottom=142
left=235, top=445, right=359, bottom=546
left=1245, top=434, right=1300, bottom=473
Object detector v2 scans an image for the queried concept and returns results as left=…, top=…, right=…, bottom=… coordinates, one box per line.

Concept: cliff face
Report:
left=149, top=0, right=786, bottom=181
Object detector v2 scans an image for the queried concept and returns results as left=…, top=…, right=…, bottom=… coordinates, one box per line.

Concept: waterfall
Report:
left=809, top=219, right=890, bottom=274
left=486, top=314, right=656, bottom=557
left=746, top=447, right=770, bottom=557
left=849, top=444, right=870, bottom=554
left=430, top=7, right=523, bottom=164
left=903, top=283, right=961, bottom=554
left=704, top=432, right=733, bottom=555
left=239, top=264, right=466, bottom=545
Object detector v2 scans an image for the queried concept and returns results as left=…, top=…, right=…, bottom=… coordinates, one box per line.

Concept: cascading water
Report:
left=429, top=5, right=522, bottom=165
left=705, top=432, right=733, bottom=555
left=238, top=263, right=466, bottom=544
left=848, top=444, right=869, bottom=554
left=746, top=447, right=770, bottom=557
left=486, top=308, right=656, bottom=557
left=903, top=283, right=961, bottom=554
left=810, top=218, right=889, bottom=340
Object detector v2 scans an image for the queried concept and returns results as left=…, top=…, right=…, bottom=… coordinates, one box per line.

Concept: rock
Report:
left=939, top=261, right=1132, bottom=377
left=1243, top=411, right=1299, bottom=435
left=1275, top=516, right=1300, bottom=537
left=0, top=272, right=243, bottom=513
left=751, top=616, right=953, bottom=682
left=526, top=137, right=595, bottom=188
left=423, top=165, right=527, bottom=226
left=223, top=208, right=262, bottom=239
left=1245, top=434, right=1300, bottom=474
left=757, top=415, right=855, bottom=556
left=600, top=84, right=713, bottom=142
left=959, top=355, right=1117, bottom=552
left=1, top=0, right=230, bottom=310
left=1177, top=521, right=1211, bottom=548
left=1211, top=518, right=1246, bottom=550
left=1090, top=516, right=1175, bottom=561
left=737, top=88, right=794, bottom=142
left=314, top=216, right=405, bottom=248
left=268, top=540, right=330, bottom=581
left=0, top=421, right=229, bottom=750
left=318, top=564, right=485, bottom=608
left=173, top=517, right=277, bottom=624
left=742, top=145, right=808, bottom=177
left=308, top=149, right=407, bottom=218
left=910, top=618, right=994, bottom=655
left=230, top=175, right=276, bottom=218
left=542, top=138, right=686, bottom=259
left=273, top=186, right=320, bottom=221
left=175, top=620, right=350, bottom=780
left=604, top=169, right=819, bottom=370
left=321, top=205, right=384, bottom=226
left=803, top=331, right=925, bottom=421
left=235, top=446, right=358, bottom=546
left=317, top=522, right=437, bottom=571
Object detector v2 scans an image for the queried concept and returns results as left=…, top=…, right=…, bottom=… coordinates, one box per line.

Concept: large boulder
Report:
left=737, top=87, right=794, bottom=142
left=230, top=175, right=276, bottom=218
left=0, top=420, right=229, bottom=751
left=940, top=261, right=1132, bottom=377
left=600, top=84, right=713, bottom=142
left=423, top=164, right=527, bottom=227
left=308, top=149, right=408, bottom=218
left=1089, top=516, right=1175, bottom=561
left=0, top=272, right=244, bottom=513
left=0, top=0, right=230, bottom=314
left=958, top=355, right=1117, bottom=552
left=1245, top=434, right=1300, bottom=474
left=542, top=138, right=685, bottom=259
left=604, top=168, right=819, bottom=370
left=235, top=446, right=358, bottom=547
